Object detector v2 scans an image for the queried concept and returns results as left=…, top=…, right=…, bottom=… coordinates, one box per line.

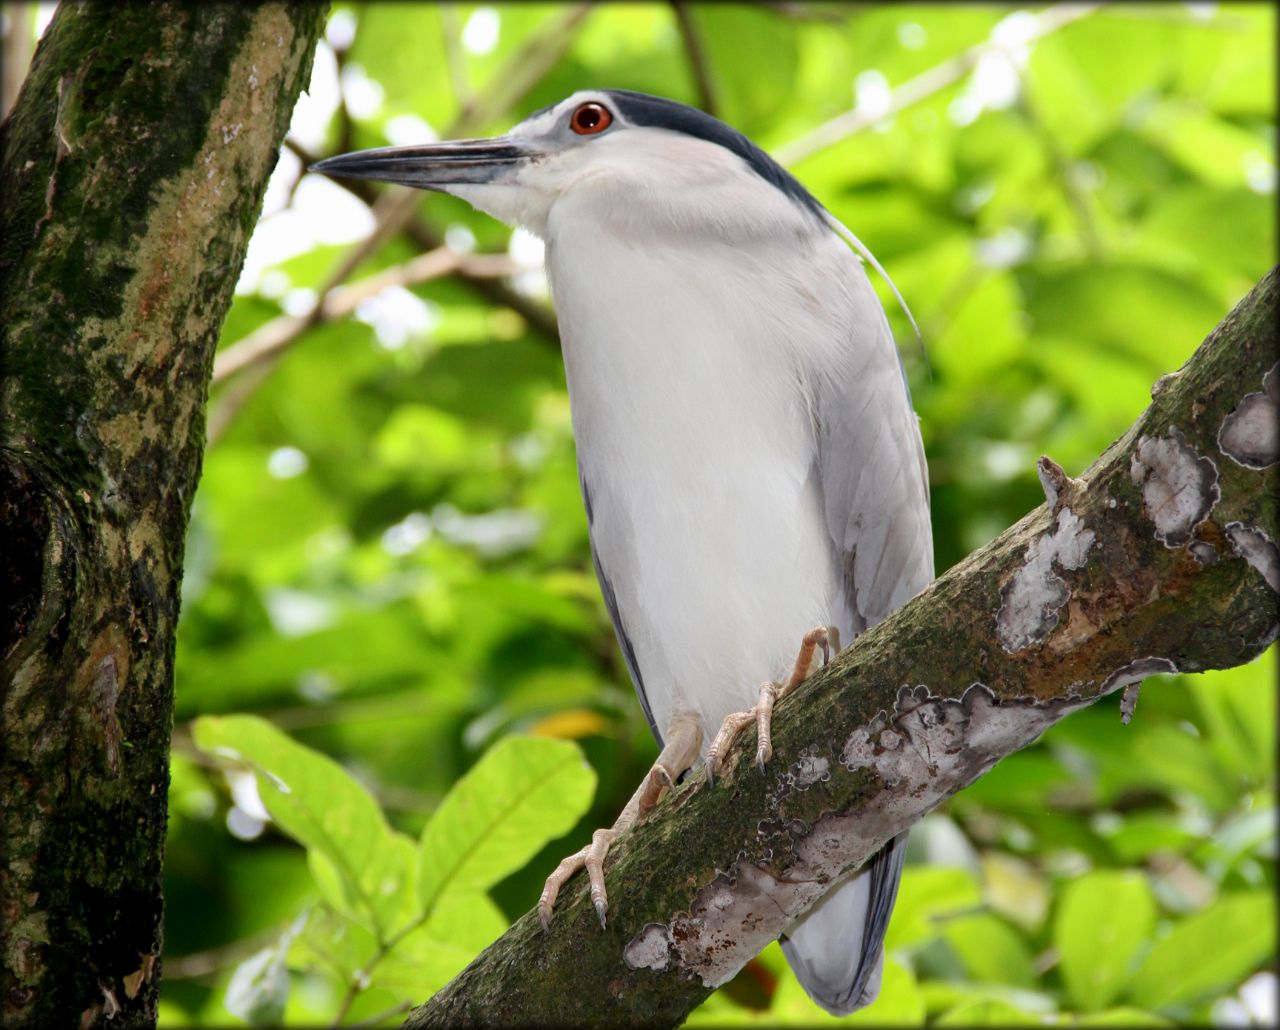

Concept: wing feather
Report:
left=783, top=249, right=932, bottom=1016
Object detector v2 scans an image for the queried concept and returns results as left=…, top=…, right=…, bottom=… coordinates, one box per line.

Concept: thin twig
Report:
left=671, top=4, right=718, bottom=117
left=205, top=246, right=516, bottom=442
left=450, top=3, right=593, bottom=132
left=164, top=924, right=285, bottom=980
left=211, top=246, right=517, bottom=384
left=773, top=2, right=1103, bottom=166
left=349, top=1000, right=414, bottom=1029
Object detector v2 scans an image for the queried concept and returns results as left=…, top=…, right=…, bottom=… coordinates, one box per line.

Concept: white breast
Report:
left=546, top=210, right=850, bottom=740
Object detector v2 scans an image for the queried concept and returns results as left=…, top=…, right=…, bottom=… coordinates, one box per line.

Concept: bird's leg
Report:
left=706, top=626, right=831, bottom=783
left=538, top=714, right=701, bottom=931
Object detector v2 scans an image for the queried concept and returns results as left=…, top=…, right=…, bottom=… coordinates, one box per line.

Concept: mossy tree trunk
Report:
left=0, top=4, right=325, bottom=1025
left=409, top=268, right=1278, bottom=1029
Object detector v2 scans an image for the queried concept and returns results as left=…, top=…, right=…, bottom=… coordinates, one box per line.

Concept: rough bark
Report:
left=0, top=4, right=325, bottom=1026
left=409, top=268, right=1278, bottom=1029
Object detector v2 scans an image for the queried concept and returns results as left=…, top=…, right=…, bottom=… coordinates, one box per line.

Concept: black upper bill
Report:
left=309, top=137, right=536, bottom=190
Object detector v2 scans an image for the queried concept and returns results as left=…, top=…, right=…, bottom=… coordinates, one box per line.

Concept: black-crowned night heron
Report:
left=315, top=89, right=933, bottom=1016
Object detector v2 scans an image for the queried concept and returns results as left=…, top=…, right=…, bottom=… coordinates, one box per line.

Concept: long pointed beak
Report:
left=309, top=136, right=538, bottom=191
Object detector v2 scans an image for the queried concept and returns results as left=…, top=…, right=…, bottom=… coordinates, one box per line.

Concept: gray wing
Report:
left=814, top=307, right=933, bottom=637
left=780, top=833, right=909, bottom=1014
left=581, top=468, right=662, bottom=746
left=782, top=275, right=932, bottom=1016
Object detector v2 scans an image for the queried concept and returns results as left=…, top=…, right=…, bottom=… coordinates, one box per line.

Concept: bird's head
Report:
left=311, top=89, right=825, bottom=240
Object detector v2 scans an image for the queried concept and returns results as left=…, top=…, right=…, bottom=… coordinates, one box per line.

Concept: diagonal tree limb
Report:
left=406, top=270, right=1278, bottom=1028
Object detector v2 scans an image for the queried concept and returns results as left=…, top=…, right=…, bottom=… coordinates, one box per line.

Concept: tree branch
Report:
left=671, top=4, right=718, bottom=117
left=407, top=268, right=1278, bottom=1028
left=211, top=243, right=517, bottom=384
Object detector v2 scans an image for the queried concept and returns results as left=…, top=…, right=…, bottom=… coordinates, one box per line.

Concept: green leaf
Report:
left=193, top=715, right=415, bottom=937
left=920, top=982, right=1057, bottom=1019
left=934, top=998, right=1041, bottom=1026
left=942, top=913, right=1036, bottom=988
left=1127, top=892, right=1275, bottom=1009
left=884, top=866, right=982, bottom=951
left=418, top=735, right=596, bottom=910
left=1055, top=870, right=1156, bottom=1011
left=1074, top=1008, right=1172, bottom=1027
left=350, top=893, right=510, bottom=1003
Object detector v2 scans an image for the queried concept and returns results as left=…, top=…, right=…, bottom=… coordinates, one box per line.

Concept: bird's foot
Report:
left=539, top=827, right=618, bottom=930
left=537, top=714, right=702, bottom=931
left=706, top=625, right=832, bottom=784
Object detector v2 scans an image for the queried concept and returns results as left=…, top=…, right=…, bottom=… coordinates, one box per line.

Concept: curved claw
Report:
left=538, top=828, right=616, bottom=932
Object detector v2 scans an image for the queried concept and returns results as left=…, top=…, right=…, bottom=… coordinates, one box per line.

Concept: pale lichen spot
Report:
left=1129, top=427, right=1220, bottom=547
left=996, top=507, right=1096, bottom=653
left=792, top=754, right=830, bottom=788
left=1217, top=363, right=1279, bottom=470
left=1225, top=521, right=1280, bottom=593
left=623, top=923, right=673, bottom=971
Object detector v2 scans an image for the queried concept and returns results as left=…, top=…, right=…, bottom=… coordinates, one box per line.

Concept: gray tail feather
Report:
left=779, top=832, right=909, bottom=1016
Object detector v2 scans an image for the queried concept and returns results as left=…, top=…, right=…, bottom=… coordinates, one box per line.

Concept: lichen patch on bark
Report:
left=1225, top=521, right=1280, bottom=593
left=1129, top=427, right=1220, bottom=547
left=996, top=507, right=1096, bottom=653
left=1217, top=363, right=1279, bottom=470
left=623, top=923, right=674, bottom=972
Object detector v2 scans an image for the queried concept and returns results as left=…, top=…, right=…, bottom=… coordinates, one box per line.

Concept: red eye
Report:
left=570, top=102, right=613, bottom=135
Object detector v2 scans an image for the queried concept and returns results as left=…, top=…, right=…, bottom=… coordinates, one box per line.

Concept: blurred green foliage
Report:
left=146, top=3, right=1276, bottom=1026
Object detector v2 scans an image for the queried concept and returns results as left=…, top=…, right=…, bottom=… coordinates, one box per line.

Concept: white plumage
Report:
left=545, top=127, right=931, bottom=1013
left=315, top=89, right=934, bottom=1015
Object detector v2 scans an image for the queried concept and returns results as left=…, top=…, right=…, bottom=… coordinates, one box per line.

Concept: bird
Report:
left=314, top=89, right=934, bottom=1016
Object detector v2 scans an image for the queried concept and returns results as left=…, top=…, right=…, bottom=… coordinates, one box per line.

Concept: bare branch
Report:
left=205, top=245, right=516, bottom=441
left=211, top=247, right=517, bottom=384
left=405, top=268, right=1278, bottom=1028
left=671, top=4, right=718, bottom=117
